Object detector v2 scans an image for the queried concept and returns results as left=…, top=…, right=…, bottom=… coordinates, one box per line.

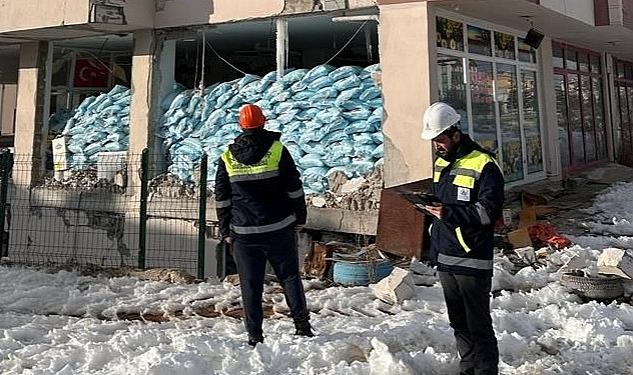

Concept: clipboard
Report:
left=401, top=192, right=441, bottom=213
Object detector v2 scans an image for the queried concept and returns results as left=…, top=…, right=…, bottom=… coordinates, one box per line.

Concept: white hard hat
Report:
left=420, top=102, right=461, bottom=140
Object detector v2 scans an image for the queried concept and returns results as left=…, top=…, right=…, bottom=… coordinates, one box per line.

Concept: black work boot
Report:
left=294, top=320, right=314, bottom=337
left=248, top=334, right=264, bottom=347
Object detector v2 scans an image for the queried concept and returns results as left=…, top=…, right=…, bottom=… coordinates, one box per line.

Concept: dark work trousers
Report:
left=232, top=227, right=310, bottom=338
left=438, top=271, right=499, bottom=375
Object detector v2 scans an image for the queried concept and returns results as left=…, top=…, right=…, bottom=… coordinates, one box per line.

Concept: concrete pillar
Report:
left=379, top=2, right=438, bottom=188
left=13, top=41, right=52, bottom=186
left=129, top=30, right=161, bottom=188
left=537, top=37, right=562, bottom=180
left=276, top=18, right=289, bottom=80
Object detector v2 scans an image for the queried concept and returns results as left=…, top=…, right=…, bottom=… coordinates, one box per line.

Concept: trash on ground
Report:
left=597, top=248, right=633, bottom=279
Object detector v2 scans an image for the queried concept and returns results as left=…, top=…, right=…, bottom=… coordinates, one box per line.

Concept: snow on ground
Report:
left=2, top=181, right=633, bottom=375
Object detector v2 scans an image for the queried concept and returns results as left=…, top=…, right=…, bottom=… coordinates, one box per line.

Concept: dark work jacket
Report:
left=430, top=135, right=505, bottom=277
left=214, top=129, right=307, bottom=238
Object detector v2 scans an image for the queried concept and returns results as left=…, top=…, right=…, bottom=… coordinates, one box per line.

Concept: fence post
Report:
left=138, top=149, right=149, bottom=269
left=0, top=151, right=12, bottom=257
left=197, top=153, right=208, bottom=279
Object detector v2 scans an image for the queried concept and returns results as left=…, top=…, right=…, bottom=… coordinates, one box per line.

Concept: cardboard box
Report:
left=507, top=228, right=533, bottom=249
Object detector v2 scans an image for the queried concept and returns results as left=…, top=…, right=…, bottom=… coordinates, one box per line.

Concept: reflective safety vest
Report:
left=433, top=150, right=500, bottom=259
left=221, top=141, right=283, bottom=182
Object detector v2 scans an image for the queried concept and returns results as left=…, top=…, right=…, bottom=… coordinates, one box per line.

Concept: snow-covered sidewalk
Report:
left=2, top=181, right=633, bottom=375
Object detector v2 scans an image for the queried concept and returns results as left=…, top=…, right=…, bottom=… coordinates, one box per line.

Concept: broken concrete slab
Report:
left=598, top=248, right=633, bottom=279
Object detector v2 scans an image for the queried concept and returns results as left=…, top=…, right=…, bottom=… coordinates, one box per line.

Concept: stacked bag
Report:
left=61, top=85, right=131, bottom=169
left=60, top=64, right=384, bottom=195
left=158, top=64, right=383, bottom=195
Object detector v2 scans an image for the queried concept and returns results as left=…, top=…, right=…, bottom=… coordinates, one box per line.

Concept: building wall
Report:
left=1, top=84, right=17, bottom=135
left=0, top=0, right=90, bottom=33
left=0, top=0, right=154, bottom=33
left=539, top=0, right=596, bottom=25
left=154, top=0, right=285, bottom=28
left=379, top=2, right=437, bottom=187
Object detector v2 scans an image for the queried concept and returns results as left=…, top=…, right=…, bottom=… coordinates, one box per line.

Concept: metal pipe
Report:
left=332, top=15, right=379, bottom=23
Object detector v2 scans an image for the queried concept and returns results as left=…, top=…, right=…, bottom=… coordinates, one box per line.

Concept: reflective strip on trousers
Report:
left=231, top=214, right=297, bottom=234
left=228, top=170, right=280, bottom=182
left=287, top=188, right=304, bottom=199
left=455, top=227, right=472, bottom=253
left=437, top=253, right=493, bottom=270
left=214, top=199, right=232, bottom=208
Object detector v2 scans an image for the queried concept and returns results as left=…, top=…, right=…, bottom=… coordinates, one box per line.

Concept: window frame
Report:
left=435, top=10, right=546, bottom=187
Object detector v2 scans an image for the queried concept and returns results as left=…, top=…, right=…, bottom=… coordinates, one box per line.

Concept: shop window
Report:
left=580, top=76, right=596, bottom=162
left=578, top=53, right=589, bottom=72
left=436, top=16, right=544, bottom=183
left=592, top=77, right=607, bottom=160
left=436, top=17, right=464, bottom=51
left=496, top=64, right=522, bottom=182
left=494, top=32, right=516, bottom=60
left=522, top=70, right=543, bottom=173
left=518, top=38, right=537, bottom=64
left=469, top=60, right=497, bottom=153
left=553, top=45, right=564, bottom=69
left=467, top=26, right=492, bottom=56
left=555, top=74, right=571, bottom=168
left=590, top=55, right=601, bottom=74
left=437, top=54, right=469, bottom=133
left=565, top=49, right=578, bottom=71
left=554, top=44, right=608, bottom=172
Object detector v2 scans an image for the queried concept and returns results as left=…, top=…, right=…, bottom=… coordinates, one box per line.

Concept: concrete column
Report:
left=13, top=41, right=52, bottom=186
left=537, top=37, right=562, bottom=180
left=379, top=2, right=438, bottom=188
left=276, top=18, right=289, bottom=80
left=129, top=30, right=161, bottom=188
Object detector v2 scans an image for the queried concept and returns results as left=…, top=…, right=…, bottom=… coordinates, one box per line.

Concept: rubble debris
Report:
left=108, top=267, right=196, bottom=284
left=369, top=267, right=416, bottom=304
left=598, top=248, right=633, bottom=279
left=148, top=173, right=205, bottom=199
left=409, top=260, right=438, bottom=286
left=514, top=246, right=537, bottom=265
left=38, top=168, right=126, bottom=193
left=308, top=166, right=383, bottom=211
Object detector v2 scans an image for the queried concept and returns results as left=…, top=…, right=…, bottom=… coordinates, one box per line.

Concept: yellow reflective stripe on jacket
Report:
left=455, top=227, right=471, bottom=253
left=451, top=150, right=496, bottom=189
left=433, top=158, right=450, bottom=182
left=221, top=141, right=283, bottom=180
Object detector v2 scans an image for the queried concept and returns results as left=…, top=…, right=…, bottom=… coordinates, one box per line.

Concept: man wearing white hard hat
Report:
left=421, top=102, right=504, bottom=374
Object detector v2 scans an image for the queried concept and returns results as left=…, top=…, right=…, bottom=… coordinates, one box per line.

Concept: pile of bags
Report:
left=158, top=64, right=383, bottom=195
left=60, top=85, right=131, bottom=169
left=59, top=64, right=384, bottom=196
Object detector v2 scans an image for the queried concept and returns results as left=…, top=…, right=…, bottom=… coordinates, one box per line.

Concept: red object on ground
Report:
left=527, top=223, right=571, bottom=249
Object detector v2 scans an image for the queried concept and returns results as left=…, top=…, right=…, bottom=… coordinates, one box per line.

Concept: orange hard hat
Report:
left=239, top=104, right=266, bottom=129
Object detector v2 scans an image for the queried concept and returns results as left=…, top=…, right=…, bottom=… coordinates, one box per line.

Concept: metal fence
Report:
left=0, top=150, right=219, bottom=279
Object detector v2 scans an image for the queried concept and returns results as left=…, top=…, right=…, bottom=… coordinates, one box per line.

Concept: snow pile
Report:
left=2, top=262, right=633, bottom=374
left=61, top=85, right=131, bottom=169
left=157, top=64, right=383, bottom=194
left=582, top=181, right=633, bottom=236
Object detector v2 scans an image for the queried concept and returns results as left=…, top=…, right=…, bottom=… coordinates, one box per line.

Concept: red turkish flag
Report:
left=74, top=58, right=109, bottom=88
